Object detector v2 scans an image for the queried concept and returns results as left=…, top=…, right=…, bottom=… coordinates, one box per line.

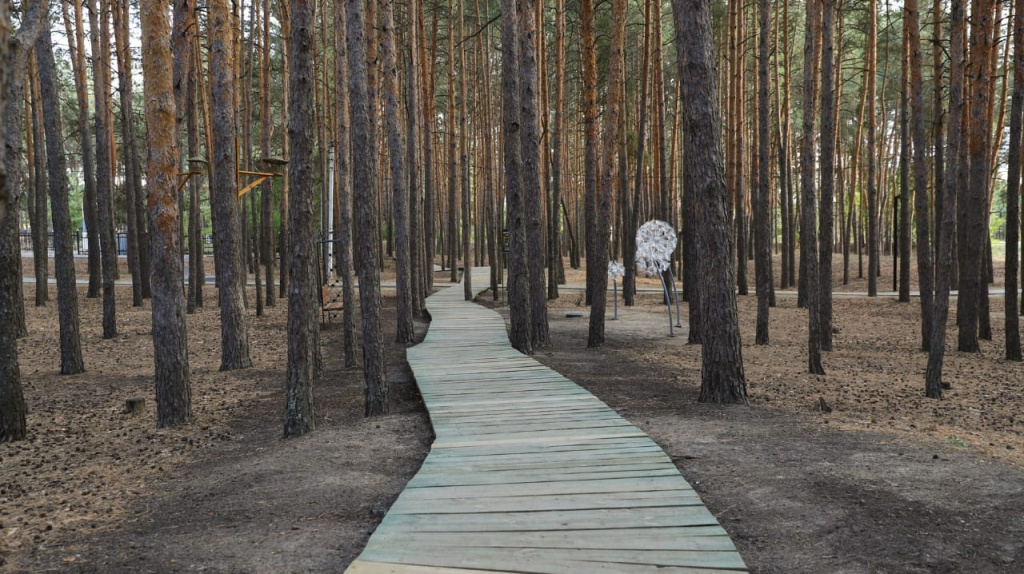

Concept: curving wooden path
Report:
left=346, top=269, right=747, bottom=574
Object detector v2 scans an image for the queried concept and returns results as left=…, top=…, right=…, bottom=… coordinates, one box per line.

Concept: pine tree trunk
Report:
left=582, top=0, right=598, bottom=309
left=502, top=0, right=531, bottom=354
left=407, top=0, right=425, bottom=317
left=520, top=0, right=547, bottom=346
left=898, top=19, right=912, bottom=304
left=140, top=0, right=193, bottom=427
left=818, top=0, right=835, bottom=351
left=547, top=0, right=566, bottom=299
left=38, top=24, right=85, bottom=375
left=283, top=0, right=319, bottom=436
left=926, top=0, right=966, bottom=397
left=908, top=0, right=934, bottom=350
left=64, top=0, right=101, bottom=299
left=625, top=0, right=652, bottom=309
left=754, top=0, right=771, bottom=345
left=187, top=36, right=204, bottom=311
left=383, top=0, right=414, bottom=343
left=1003, top=0, right=1022, bottom=359
left=334, top=0, right=357, bottom=367
left=460, top=0, right=473, bottom=301
left=279, top=0, right=291, bottom=298
left=89, top=0, right=118, bottom=338
left=801, top=0, right=824, bottom=374
left=1, top=0, right=46, bottom=442
left=588, top=0, right=625, bottom=348
left=114, top=0, right=143, bottom=308
left=260, top=0, right=275, bottom=308
left=959, top=0, right=994, bottom=353
left=210, top=0, right=253, bottom=370
left=867, top=0, right=879, bottom=297
left=348, top=0, right=389, bottom=414
left=28, top=63, right=48, bottom=307
left=673, top=0, right=747, bottom=401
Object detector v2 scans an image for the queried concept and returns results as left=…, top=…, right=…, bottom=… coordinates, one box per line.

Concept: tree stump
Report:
left=124, top=397, right=145, bottom=415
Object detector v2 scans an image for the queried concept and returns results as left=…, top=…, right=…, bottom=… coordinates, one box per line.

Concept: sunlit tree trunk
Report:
left=140, top=0, right=193, bottom=427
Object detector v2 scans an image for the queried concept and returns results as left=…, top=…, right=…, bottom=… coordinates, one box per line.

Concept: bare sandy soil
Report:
left=3, top=255, right=1023, bottom=573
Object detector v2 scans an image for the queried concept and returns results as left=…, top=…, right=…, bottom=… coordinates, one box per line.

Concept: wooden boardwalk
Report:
left=346, top=269, right=747, bottom=574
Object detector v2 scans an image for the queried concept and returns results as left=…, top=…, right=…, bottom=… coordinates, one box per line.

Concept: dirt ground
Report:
left=4, top=254, right=1023, bottom=573
left=2, top=279, right=436, bottom=573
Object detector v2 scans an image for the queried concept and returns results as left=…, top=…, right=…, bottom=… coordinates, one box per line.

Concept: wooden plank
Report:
left=388, top=492, right=704, bottom=515
left=344, top=270, right=746, bottom=574
left=355, top=548, right=746, bottom=574
left=365, top=529, right=734, bottom=551
left=397, top=475, right=694, bottom=500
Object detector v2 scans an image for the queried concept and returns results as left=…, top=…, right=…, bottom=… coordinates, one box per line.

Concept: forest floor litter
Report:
left=2, top=257, right=1022, bottom=573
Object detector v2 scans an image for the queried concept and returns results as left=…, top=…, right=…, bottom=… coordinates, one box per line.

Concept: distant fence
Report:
left=19, top=231, right=214, bottom=256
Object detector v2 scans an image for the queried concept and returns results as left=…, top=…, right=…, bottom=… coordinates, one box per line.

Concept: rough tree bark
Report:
left=626, top=0, right=652, bottom=309
left=348, top=0, right=388, bottom=414
left=520, top=0, right=547, bottom=346
left=38, top=21, right=85, bottom=375
left=898, top=19, right=911, bottom=304
left=284, top=0, right=319, bottom=436
left=383, top=0, right=414, bottom=343
left=801, top=0, right=824, bottom=374
left=908, top=0, right=934, bottom=351
left=819, top=0, right=835, bottom=351
left=1, top=0, right=46, bottom=442
left=89, top=0, right=118, bottom=339
left=547, top=0, right=567, bottom=299
left=334, top=0, right=357, bottom=367
left=114, top=0, right=144, bottom=308
left=959, top=0, right=994, bottom=353
left=503, top=0, right=531, bottom=354
left=582, top=0, right=597, bottom=308
left=673, top=0, right=747, bottom=402
left=754, top=0, right=771, bottom=345
left=926, top=0, right=966, bottom=398
left=140, top=0, right=193, bottom=428
left=1003, top=0, right=1022, bottom=361
left=867, top=0, right=879, bottom=297
left=588, top=0, right=625, bottom=348
left=210, top=0, right=253, bottom=370
left=407, top=0, right=423, bottom=316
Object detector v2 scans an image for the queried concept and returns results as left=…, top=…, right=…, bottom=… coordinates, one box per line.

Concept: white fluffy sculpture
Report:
left=608, top=261, right=625, bottom=320
left=635, top=220, right=677, bottom=276
left=635, top=220, right=682, bottom=334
